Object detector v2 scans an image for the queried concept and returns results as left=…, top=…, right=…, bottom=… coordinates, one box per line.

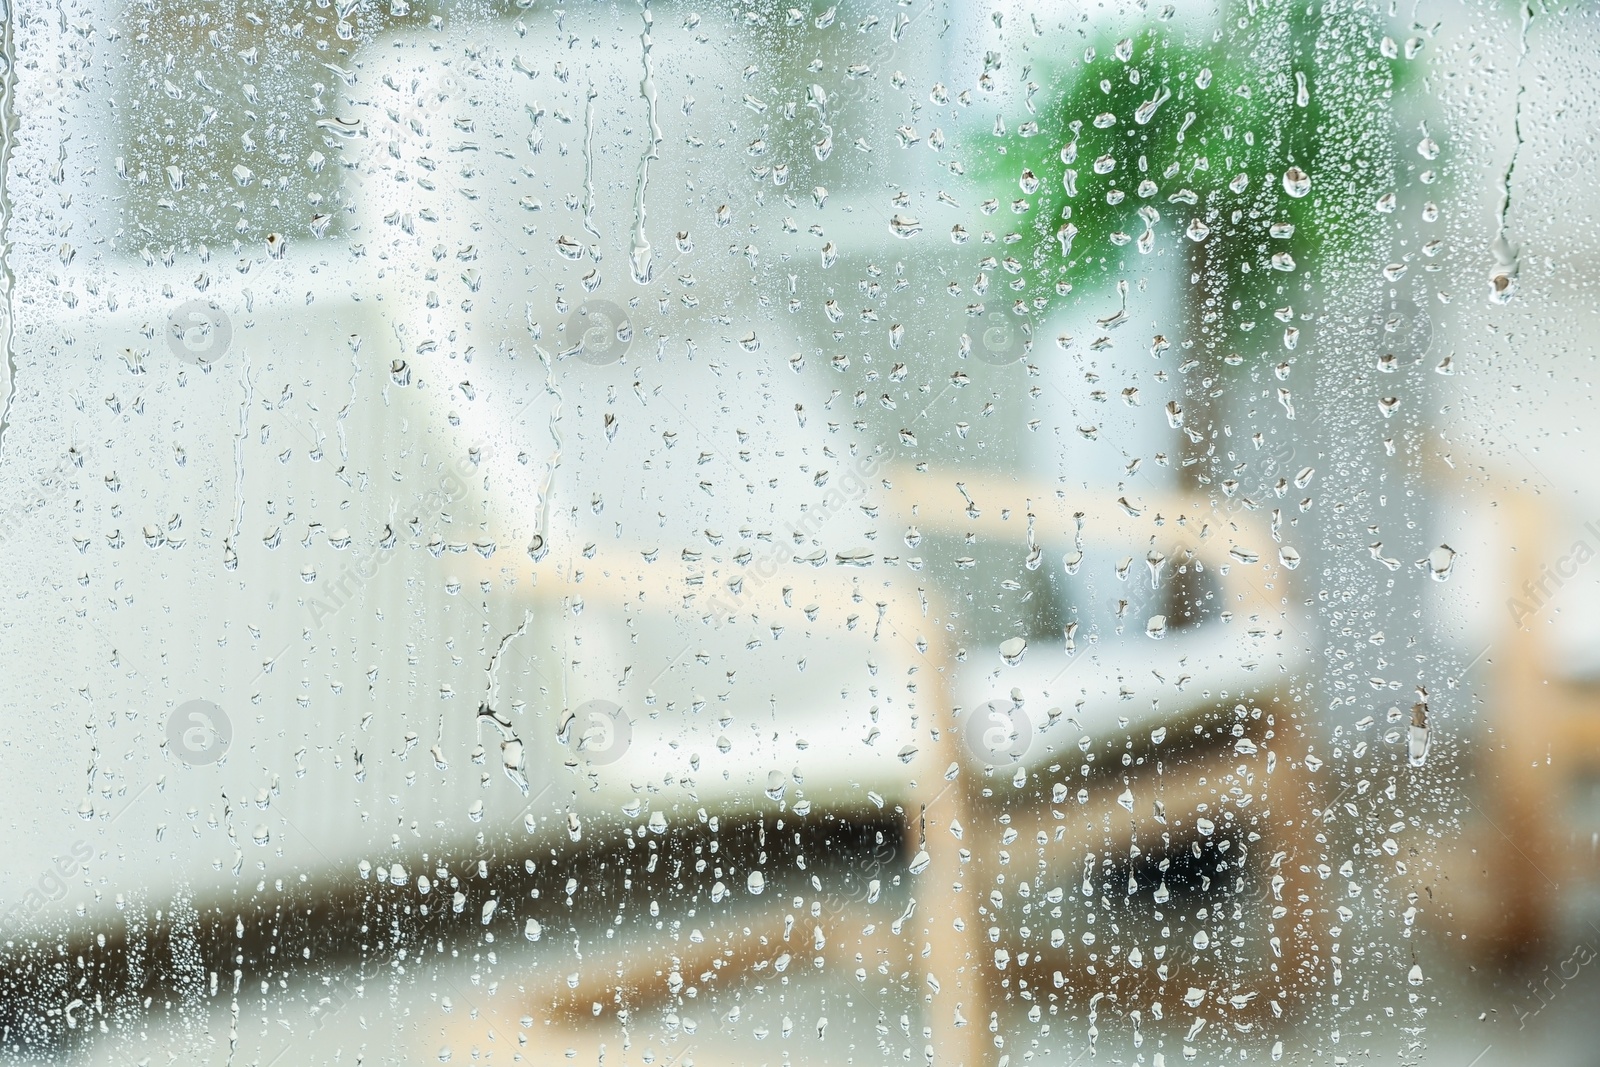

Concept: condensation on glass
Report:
left=0, top=1, right=1556, bottom=1065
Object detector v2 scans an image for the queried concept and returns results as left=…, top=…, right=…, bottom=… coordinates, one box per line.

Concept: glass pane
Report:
left=2, top=2, right=1596, bottom=1066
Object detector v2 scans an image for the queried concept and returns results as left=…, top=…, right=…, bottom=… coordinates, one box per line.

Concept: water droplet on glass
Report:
left=1417, top=544, right=1456, bottom=582
left=1135, top=86, right=1171, bottom=125
left=888, top=215, right=922, bottom=238
left=1409, top=702, right=1431, bottom=768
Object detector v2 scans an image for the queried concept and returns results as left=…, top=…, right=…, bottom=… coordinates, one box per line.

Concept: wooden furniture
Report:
left=456, top=471, right=1332, bottom=1062
left=1435, top=487, right=1600, bottom=960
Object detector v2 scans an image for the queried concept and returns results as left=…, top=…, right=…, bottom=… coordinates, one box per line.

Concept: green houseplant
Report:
left=970, top=4, right=1422, bottom=489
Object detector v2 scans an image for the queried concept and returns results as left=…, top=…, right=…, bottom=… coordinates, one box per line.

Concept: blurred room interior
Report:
left=0, top=0, right=1598, bottom=1065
